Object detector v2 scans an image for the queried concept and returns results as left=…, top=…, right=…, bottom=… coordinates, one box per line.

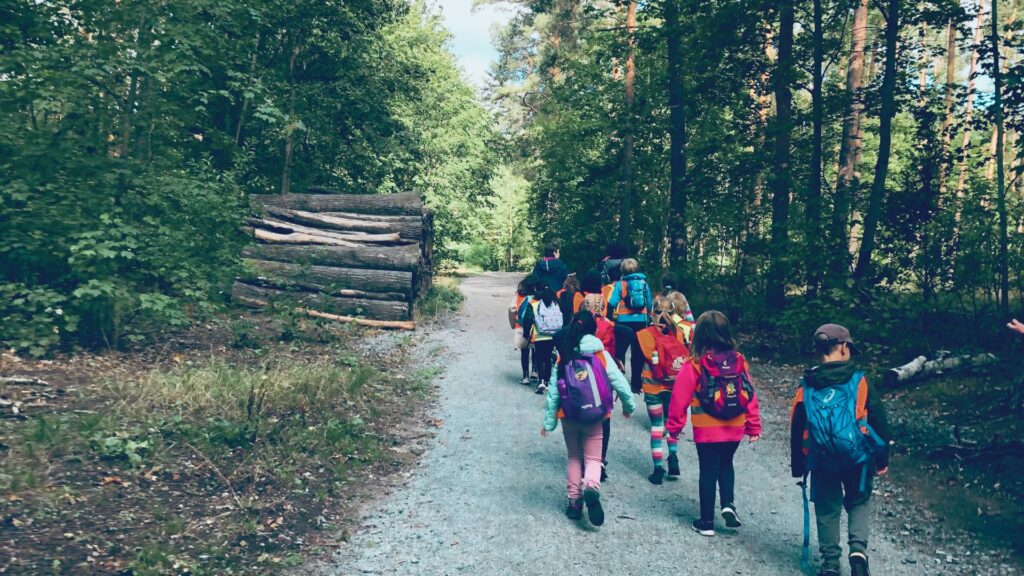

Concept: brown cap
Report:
left=813, top=323, right=859, bottom=353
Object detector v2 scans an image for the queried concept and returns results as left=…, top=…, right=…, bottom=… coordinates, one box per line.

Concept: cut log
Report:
left=884, top=352, right=999, bottom=387
left=0, top=376, right=49, bottom=387
left=320, top=211, right=421, bottom=223
left=260, top=206, right=423, bottom=241
left=232, top=282, right=410, bottom=321
left=242, top=244, right=420, bottom=272
left=234, top=292, right=415, bottom=331
left=246, top=218, right=403, bottom=245
left=243, top=259, right=410, bottom=300
left=253, top=191, right=422, bottom=216
left=243, top=226, right=361, bottom=248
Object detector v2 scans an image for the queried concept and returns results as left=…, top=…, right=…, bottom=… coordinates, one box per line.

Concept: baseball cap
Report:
left=813, top=323, right=859, bottom=353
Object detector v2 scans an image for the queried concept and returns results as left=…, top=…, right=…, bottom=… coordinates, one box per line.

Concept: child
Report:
left=634, top=297, right=691, bottom=484
left=790, top=324, right=890, bottom=576
left=522, top=287, right=563, bottom=395
left=581, top=292, right=617, bottom=481
left=510, top=275, right=540, bottom=386
left=606, top=258, right=653, bottom=391
left=557, top=274, right=583, bottom=325
left=541, top=311, right=636, bottom=526
left=667, top=311, right=761, bottom=537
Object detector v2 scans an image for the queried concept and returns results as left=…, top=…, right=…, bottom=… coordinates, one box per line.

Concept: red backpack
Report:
left=650, top=330, right=689, bottom=382
left=594, top=316, right=616, bottom=353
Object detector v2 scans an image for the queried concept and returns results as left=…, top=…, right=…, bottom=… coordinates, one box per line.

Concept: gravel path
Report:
left=321, top=272, right=1008, bottom=576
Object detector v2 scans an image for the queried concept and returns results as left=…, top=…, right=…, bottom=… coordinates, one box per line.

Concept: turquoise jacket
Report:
left=607, top=272, right=653, bottom=324
left=544, top=335, right=637, bottom=431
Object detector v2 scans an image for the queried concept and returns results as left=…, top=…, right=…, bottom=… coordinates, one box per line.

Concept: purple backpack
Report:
left=557, top=353, right=614, bottom=423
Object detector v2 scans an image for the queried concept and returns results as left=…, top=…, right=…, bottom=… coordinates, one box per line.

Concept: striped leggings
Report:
left=645, top=390, right=678, bottom=467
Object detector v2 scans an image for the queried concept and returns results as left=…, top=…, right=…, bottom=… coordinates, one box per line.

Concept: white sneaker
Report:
left=535, top=382, right=547, bottom=395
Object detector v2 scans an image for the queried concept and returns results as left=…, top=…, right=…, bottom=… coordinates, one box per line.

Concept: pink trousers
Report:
left=561, top=419, right=604, bottom=500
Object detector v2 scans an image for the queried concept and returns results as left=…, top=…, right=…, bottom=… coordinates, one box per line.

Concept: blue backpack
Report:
left=620, top=277, right=648, bottom=312
left=802, top=372, right=885, bottom=474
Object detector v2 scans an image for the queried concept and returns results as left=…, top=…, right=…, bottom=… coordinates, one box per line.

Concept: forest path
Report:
left=321, top=272, right=934, bottom=576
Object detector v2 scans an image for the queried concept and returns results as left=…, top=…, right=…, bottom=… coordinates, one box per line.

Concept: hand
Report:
left=748, top=434, right=761, bottom=443
left=1008, top=319, right=1024, bottom=335
left=622, top=412, right=632, bottom=419
left=540, top=428, right=548, bottom=438
left=877, top=466, right=889, bottom=476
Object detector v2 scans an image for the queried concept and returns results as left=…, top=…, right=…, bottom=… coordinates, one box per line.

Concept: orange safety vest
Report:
left=790, top=374, right=871, bottom=453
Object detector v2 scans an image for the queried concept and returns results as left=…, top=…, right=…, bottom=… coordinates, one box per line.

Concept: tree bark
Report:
left=884, top=352, right=999, bottom=387
left=280, top=40, right=301, bottom=195
left=806, top=0, right=824, bottom=295
left=768, top=0, right=795, bottom=310
left=853, top=0, right=900, bottom=280
left=232, top=290, right=415, bottom=330
left=246, top=217, right=403, bottom=244
left=992, top=0, right=1008, bottom=315
left=242, top=243, right=421, bottom=272
left=243, top=226, right=364, bottom=248
left=619, top=0, right=638, bottom=248
left=231, top=281, right=411, bottom=321
left=234, top=33, right=260, bottom=147
left=936, top=21, right=958, bottom=201
left=260, top=206, right=422, bottom=240
left=254, top=191, right=423, bottom=216
left=242, top=259, right=411, bottom=299
left=953, top=0, right=987, bottom=205
left=665, top=0, right=688, bottom=269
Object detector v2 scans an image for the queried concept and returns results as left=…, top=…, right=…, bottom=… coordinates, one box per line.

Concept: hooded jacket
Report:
left=544, top=335, right=637, bottom=431
left=789, top=360, right=892, bottom=477
left=532, top=257, right=569, bottom=293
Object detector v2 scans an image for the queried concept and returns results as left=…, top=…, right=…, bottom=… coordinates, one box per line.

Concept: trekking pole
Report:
left=798, top=473, right=810, bottom=573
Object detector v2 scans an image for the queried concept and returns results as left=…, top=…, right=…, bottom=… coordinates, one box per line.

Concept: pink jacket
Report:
left=666, top=358, right=762, bottom=443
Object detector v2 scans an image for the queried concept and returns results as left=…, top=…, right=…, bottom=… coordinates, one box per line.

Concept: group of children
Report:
left=508, top=245, right=891, bottom=576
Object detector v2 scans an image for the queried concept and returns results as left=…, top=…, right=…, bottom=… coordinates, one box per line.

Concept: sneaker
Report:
left=721, top=505, right=742, bottom=528
left=535, top=382, right=547, bottom=395
left=582, top=486, right=605, bottom=526
left=667, top=453, right=680, bottom=477
left=529, top=372, right=539, bottom=384
left=691, top=519, right=715, bottom=537
left=600, top=463, right=608, bottom=482
left=849, top=552, right=871, bottom=576
left=648, top=466, right=665, bottom=485
left=565, top=499, right=583, bottom=520
left=520, top=377, right=531, bottom=385
left=816, top=569, right=840, bottom=576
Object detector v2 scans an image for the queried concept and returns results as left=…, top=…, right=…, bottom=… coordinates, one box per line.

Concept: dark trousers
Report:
left=615, top=320, right=647, bottom=390
left=534, top=339, right=555, bottom=383
left=695, top=441, right=740, bottom=522
left=519, top=347, right=532, bottom=379
left=601, top=418, right=610, bottom=464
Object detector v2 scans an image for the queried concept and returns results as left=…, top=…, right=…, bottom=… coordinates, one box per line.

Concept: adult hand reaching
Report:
left=1008, top=319, right=1024, bottom=335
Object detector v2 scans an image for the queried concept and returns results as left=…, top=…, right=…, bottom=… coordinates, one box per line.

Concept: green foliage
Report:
left=415, top=276, right=465, bottom=319
left=90, top=431, right=151, bottom=467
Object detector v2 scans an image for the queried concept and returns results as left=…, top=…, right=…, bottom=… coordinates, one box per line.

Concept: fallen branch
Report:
left=0, top=376, right=50, bottom=387
left=931, top=440, right=1024, bottom=462
left=233, top=294, right=416, bottom=331
left=883, top=352, right=998, bottom=387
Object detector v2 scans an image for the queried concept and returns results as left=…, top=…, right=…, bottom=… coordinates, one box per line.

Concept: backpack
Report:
left=802, top=372, right=885, bottom=473
left=600, top=258, right=623, bottom=285
left=535, top=300, right=563, bottom=335
left=696, top=351, right=754, bottom=420
left=594, top=316, right=616, bottom=353
left=557, top=354, right=614, bottom=423
left=650, top=330, right=689, bottom=382
left=620, top=277, right=648, bottom=312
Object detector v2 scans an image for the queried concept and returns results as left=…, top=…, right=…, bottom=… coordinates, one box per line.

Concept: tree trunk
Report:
left=234, top=33, right=260, bottom=147
left=280, top=40, right=301, bottom=195
left=619, top=0, right=638, bottom=248
left=242, top=243, right=421, bottom=272
left=254, top=191, right=423, bottom=216
left=258, top=206, right=422, bottom=240
left=806, top=0, right=824, bottom=296
left=768, top=0, right=795, bottom=310
left=665, top=0, right=688, bottom=268
left=245, top=218, right=403, bottom=244
left=242, top=259, right=411, bottom=299
left=936, top=20, right=958, bottom=201
left=853, top=0, right=900, bottom=280
left=231, top=281, right=411, bottom=321
left=243, top=227, right=365, bottom=248
left=953, top=0, right=987, bottom=208
left=830, top=0, right=868, bottom=282
left=992, top=0, right=1008, bottom=316
left=884, top=352, right=999, bottom=387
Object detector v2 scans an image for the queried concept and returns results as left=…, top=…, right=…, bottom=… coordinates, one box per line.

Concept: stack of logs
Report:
left=231, top=188, right=432, bottom=329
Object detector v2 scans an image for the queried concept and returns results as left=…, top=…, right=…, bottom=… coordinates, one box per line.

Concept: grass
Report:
left=0, top=314, right=433, bottom=574
left=415, top=276, right=464, bottom=320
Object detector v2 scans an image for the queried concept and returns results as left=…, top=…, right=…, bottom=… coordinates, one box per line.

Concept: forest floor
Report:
left=315, top=272, right=1022, bottom=576
left=0, top=287, right=459, bottom=575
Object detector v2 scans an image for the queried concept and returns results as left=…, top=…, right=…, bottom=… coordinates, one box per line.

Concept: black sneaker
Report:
left=582, top=486, right=604, bottom=526
left=667, top=453, right=680, bottom=477
left=600, top=463, right=608, bottom=482
left=565, top=499, right=583, bottom=520
left=721, top=505, right=742, bottom=528
left=648, top=466, right=665, bottom=485
left=535, top=382, right=547, bottom=395
left=691, top=519, right=715, bottom=537
left=849, top=552, right=871, bottom=576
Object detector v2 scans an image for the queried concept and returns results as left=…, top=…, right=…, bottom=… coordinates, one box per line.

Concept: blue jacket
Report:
left=607, top=272, right=652, bottom=324
left=544, top=335, right=636, bottom=431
